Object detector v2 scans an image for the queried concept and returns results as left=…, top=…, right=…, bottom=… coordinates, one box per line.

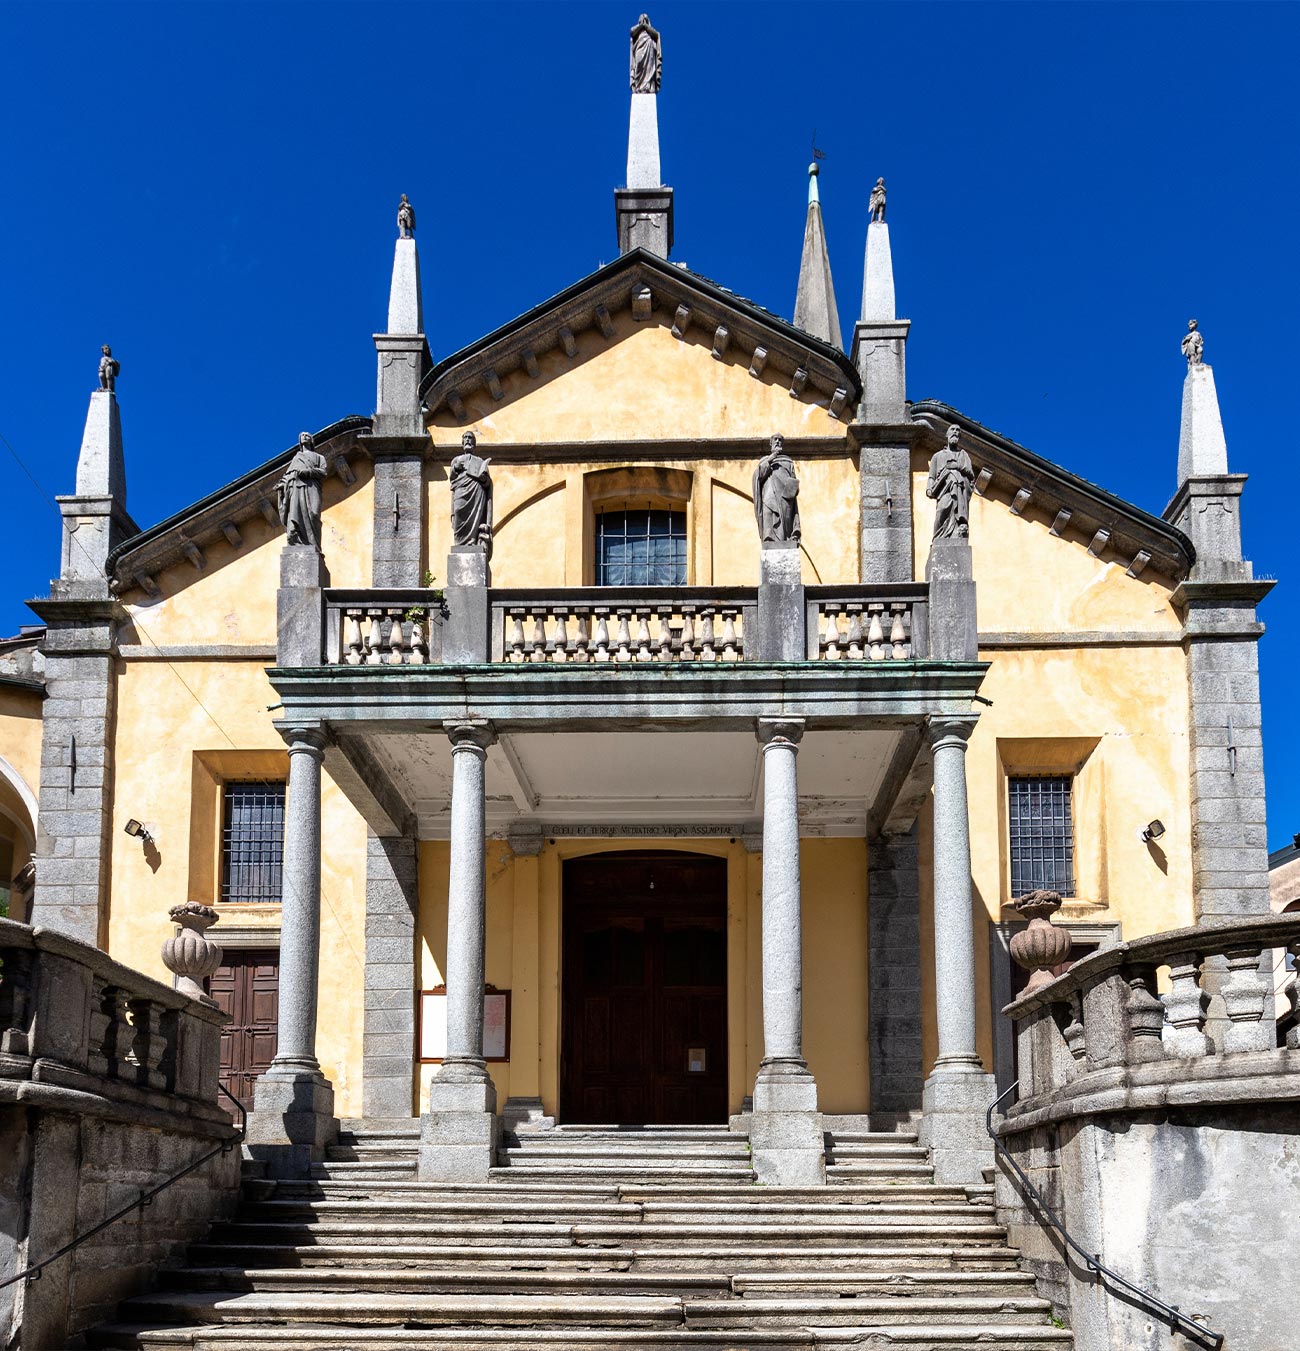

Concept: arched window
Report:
left=595, top=509, right=687, bottom=586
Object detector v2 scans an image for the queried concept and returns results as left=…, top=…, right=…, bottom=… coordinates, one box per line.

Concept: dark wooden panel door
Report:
left=206, top=948, right=279, bottom=1112
left=562, top=854, right=728, bottom=1124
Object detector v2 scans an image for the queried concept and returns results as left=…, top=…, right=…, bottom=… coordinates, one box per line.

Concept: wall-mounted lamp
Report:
left=124, top=818, right=154, bottom=847
left=1139, top=819, right=1166, bottom=844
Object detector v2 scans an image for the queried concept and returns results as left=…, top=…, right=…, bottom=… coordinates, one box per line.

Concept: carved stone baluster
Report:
left=1288, top=939, right=1300, bottom=1050
left=387, top=610, right=405, bottom=665
left=890, top=604, right=908, bottom=660
left=635, top=608, right=653, bottom=661
left=614, top=609, right=632, bottom=662
left=721, top=609, right=739, bottom=661
left=573, top=609, right=591, bottom=662
left=85, top=975, right=112, bottom=1074
left=699, top=609, right=717, bottom=661
left=1061, top=990, right=1086, bottom=1062
left=507, top=609, right=527, bottom=663
left=1162, top=951, right=1211, bottom=1057
left=529, top=611, right=547, bottom=662
left=1222, top=945, right=1275, bottom=1053
left=551, top=608, right=570, bottom=663
left=128, top=997, right=167, bottom=1090
left=655, top=610, right=673, bottom=662
left=679, top=609, right=696, bottom=660
left=843, top=606, right=862, bottom=659
left=365, top=611, right=384, bottom=665
left=343, top=610, right=364, bottom=666
left=409, top=618, right=426, bottom=664
left=1124, top=963, right=1167, bottom=1064
left=819, top=608, right=836, bottom=660
left=867, top=604, right=885, bottom=660
left=544, top=610, right=562, bottom=663
left=593, top=609, right=612, bottom=662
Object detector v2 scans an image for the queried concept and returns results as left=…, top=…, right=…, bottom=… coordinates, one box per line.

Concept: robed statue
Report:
left=926, top=424, right=975, bottom=540
left=450, top=431, right=494, bottom=554
left=869, top=177, right=887, bottom=223
left=397, top=194, right=415, bottom=239
left=98, top=345, right=120, bottom=392
left=277, top=432, right=329, bottom=548
left=753, top=434, right=801, bottom=544
left=1181, top=318, right=1204, bottom=368
left=630, top=14, right=662, bottom=93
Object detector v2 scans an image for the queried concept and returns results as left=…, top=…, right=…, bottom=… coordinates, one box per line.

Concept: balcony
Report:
left=321, top=584, right=930, bottom=667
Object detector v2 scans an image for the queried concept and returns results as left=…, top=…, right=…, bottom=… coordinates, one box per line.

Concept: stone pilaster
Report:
left=370, top=449, right=426, bottom=587
left=750, top=719, right=824, bottom=1185
left=443, top=547, right=490, bottom=664
left=867, top=824, right=924, bottom=1120
left=755, top=544, right=804, bottom=661
left=420, top=721, right=500, bottom=1182
left=25, top=597, right=125, bottom=947
left=362, top=832, right=419, bottom=1120
left=248, top=725, right=337, bottom=1176
left=857, top=438, right=915, bottom=584
left=918, top=714, right=995, bottom=1184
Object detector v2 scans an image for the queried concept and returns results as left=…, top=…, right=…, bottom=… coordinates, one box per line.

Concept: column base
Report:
left=918, top=1065, right=997, bottom=1185
left=247, top=1066, right=338, bottom=1179
left=749, top=1061, right=825, bottom=1185
left=419, top=1069, right=500, bottom=1182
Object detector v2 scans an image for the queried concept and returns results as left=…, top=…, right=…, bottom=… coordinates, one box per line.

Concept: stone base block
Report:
left=756, top=545, right=804, bottom=661
left=753, top=1070, right=818, bottom=1115
left=419, top=1074, right=499, bottom=1182
left=925, top=538, right=977, bottom=662
left=444, top=547, right=490, bottom=664
left=918, top=1068, right=997, bottom=1185
left=502, top=1095, right=555, bottom=1134
left=750, top=1067, right=825, bottom=1185
left=247, top=1070, right=337, bottom=1179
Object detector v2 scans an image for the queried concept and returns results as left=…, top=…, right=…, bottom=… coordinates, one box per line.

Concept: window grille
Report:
left=221, top=782, right=286, bottom=904
left=595, top=509, right=687, bottom=586
left=1008, top=776, right=1075, bottom=897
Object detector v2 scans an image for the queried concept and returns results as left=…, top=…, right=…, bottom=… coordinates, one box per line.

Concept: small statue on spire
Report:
left=630, top=14, right=662, bottom=93
left=397, top=194, right=416, bottom=239
left=1181, top=318, right=1204, bottom=369
left=98, top=344, right=120, bottom=393
left=869, top=177, right=887, bottom=223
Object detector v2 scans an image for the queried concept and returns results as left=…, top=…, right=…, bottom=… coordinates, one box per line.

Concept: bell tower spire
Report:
left=616, top=14, right=673, bottom=257
left=792, top=162, right=842, bottom=348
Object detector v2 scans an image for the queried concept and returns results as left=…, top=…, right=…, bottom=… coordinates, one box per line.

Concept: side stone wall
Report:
left=362, top=831, right=419, bottom=1119
left=867, top=826, right=923, bottom=1118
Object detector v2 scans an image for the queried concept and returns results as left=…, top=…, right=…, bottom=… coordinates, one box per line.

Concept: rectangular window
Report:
left=220, top=782, right=285, bottom=903
left=1008, top=776, right=1075, bottom=897
left=596, top=510, right=687, bottom=586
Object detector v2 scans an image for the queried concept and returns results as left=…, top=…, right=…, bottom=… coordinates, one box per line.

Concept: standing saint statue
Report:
left=98, top=344, right=120, bottom=392
left=630, top=14, right=662, bottom=93
left=1181, top=318, right=1204, bottom=368
left=397, top=194, right=416, bottom=239
left=926, top=424, right=975, bottom=541
left=869, top=177, right=887, bottom=223
left=450, top=431, right=494, bottom=554
left=753, top=433, right=801, bottom=545
left=277, top=432, right=329, bottom=548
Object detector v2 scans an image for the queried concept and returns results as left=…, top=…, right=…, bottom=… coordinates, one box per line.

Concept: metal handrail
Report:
left=0, top=1082, right=247, bottom=1292
left=987, top=1082, right=1224, bottom=1350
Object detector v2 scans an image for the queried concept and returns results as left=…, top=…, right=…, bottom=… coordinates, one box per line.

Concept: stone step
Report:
left=684, top=1296, right=1053, bottom=1328
left=499, top=1143, right=752, bottom=1157
left=206, top=1219, right=1011, bottom=1248
left=324, top=1145, right=417, bottom=1161
left=825, top=1143, right=929, bottom=1159
left=311, top=1165, right=417, bottom=1181
left=487, top=1166, right=759, bottom=1183
left=825, top=1131, right=921, bottom=1145
left=827, top=1162, right=933, bottom=1180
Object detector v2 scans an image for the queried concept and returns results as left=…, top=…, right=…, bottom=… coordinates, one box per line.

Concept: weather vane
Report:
left=810, top=130, right=826, bottom=162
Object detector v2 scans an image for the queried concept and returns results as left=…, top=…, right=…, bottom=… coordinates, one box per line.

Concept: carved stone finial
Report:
left=98, top=344, right=120, bottom=392
left=926, top=424, right=975, bottom=541
left=450, top=430, right=494, bottom=555
left=1009, top=890, right=1071, bottom=993
left=753, top=433, right=801, bottom=544
left=162, top=902, right=222, bottom=1004
left=397, top=193, right=416, bottom=239
left=630, top=13, right=662, bottom=93
left=1181, top=318, right=1204, bottom=369
left=277, top=431, right=329, bottom=548
left=869, top=177, right=887, bottom=223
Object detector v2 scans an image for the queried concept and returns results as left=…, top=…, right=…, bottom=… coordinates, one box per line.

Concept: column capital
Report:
left=280, top=724, right=328, bottom=757
left=756, top=718, right=805, bottom=749
left=925, top=714, right=977, bottom=751
left=445, top=719, right=497, bottom=753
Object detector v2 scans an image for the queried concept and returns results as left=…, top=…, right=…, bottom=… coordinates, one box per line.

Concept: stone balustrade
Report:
left=995, top=913, right=1300, bottom=1350
left=321, top=585, right=928, bottom=666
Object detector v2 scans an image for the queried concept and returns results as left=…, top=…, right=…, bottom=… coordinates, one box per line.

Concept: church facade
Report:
left=1, top=15, right=1274, bottom=1186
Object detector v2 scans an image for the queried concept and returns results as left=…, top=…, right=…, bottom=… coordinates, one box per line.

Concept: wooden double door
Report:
left=205, top=948, right=279, bottom=1112
left=561, top=853, right=728, bottom=1124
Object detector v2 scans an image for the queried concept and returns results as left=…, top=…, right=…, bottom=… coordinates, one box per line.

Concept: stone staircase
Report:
left=88, top=1121, right=1071, bottom=1350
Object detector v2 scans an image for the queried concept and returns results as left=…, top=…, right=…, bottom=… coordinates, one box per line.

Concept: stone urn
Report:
left=162, top=902, right=223, bottom=1004
left=1009, top=890, right=1071, bottom=993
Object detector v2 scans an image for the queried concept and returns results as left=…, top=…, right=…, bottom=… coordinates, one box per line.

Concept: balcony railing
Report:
left=321, top=583, right=928, bottom=666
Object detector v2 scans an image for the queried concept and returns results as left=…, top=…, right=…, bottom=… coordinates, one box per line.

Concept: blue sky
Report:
left=1, top=1, right=1298, bottom=846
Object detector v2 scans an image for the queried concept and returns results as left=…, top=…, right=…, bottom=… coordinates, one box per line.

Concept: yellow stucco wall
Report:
left=0, top=686, right=42, bottom=823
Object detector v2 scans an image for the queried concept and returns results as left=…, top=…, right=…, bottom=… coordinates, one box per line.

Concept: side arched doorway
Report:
left=0, top=754, right=38, bottom=923
left=561, top=851, right=728, bottom=1124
